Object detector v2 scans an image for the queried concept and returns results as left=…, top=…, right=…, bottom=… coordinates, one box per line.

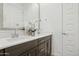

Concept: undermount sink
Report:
left=7, top=37, right=27, bottom=42
left=1, top=33, right=51, bottom=42
left=5, top=36, right=33, bottom=42
left=6, top=38, right=23, bottom=42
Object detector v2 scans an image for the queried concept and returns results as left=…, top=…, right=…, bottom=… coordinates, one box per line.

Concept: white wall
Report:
left=24, top=3, right=39, bottom=26
left=40, top=3, right=63, bottom=56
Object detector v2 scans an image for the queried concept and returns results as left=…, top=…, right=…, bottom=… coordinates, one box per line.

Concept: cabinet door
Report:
left=38, top=43, right=45, bottom=56
left=38, top=35, right=52, bottom=56
left=0, top=49, right=4, bottom=56
left=27, top=47, right=38, bottom=56
left=19, top=51, right=29, bottom=56
left=19, top=47, right=38, bottom=56
left=45, top=39, right=51, bottom=56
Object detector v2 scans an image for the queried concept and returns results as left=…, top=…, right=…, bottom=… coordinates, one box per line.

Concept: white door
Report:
left=62, top=3, right=79, bottom=56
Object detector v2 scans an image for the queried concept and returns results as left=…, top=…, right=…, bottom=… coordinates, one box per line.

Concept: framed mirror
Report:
left=0, top=3, right=40, bottom=30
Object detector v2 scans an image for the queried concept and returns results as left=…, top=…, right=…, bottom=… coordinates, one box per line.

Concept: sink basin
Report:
left=0, top=35, right=38, bottom=43
left=6, top=37, right=26, bottom=42
left=6, top=38, right=20, bottom=42
left=5, top=36, right=33, bottom=42
left=0, top=36, right=32, bottom=49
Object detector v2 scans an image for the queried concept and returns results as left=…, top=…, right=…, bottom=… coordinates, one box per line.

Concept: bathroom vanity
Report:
left=0, top=3, right=52, bottom=56
left=0, top=34, right=52, bottom=56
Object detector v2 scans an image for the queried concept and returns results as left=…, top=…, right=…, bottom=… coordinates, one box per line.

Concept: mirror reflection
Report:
left=2, top=3, right=39, bottom=29
left=0, top=3, right=40, bottom=36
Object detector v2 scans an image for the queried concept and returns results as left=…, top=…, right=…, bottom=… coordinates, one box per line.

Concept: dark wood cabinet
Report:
left=0, top=35, right=52, bottom=56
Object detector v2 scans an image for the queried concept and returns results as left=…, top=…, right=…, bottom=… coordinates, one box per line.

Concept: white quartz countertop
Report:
left=0, top=33, right=52, bottom=50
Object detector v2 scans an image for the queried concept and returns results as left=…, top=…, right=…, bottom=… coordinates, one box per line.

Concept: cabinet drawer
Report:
left=5, top=40, right=37, bottom=56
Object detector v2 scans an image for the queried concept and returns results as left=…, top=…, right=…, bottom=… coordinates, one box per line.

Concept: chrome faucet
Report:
left=11, top=24, right=19, bottom=38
